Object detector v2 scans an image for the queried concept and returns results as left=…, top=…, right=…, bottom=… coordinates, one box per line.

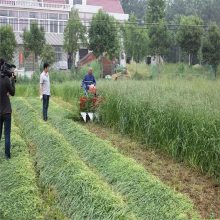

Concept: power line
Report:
left=0, top=20, right=213, bottom=32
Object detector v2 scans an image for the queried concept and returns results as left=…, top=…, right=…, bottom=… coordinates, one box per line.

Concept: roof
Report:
left=87, top=0, right=124, bottom=14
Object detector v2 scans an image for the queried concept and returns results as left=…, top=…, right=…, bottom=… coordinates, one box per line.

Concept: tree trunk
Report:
left=100, top=55, right=104, bottom=78
left=72, top=52, right=76, bottom=70
left=213, top=65, right=217, bottom=79
left=68, top=52, right=73, bottom=70
left=34, top=53, right=38, bottom=71
left=188, top=53, right=191, bottom=66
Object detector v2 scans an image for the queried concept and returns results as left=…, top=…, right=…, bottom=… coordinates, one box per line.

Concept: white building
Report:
left=0, top=0, right=128, bottom=71
left=71, top=0, right=128, bottom=24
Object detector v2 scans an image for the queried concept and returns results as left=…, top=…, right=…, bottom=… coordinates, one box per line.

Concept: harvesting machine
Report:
left=79, top=84, right=102, bottom=122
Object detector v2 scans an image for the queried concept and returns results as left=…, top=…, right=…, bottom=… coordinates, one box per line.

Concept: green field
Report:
left=0, top=96, right=200, bottom=219
left=16, top=75, right=220, bottom=180
left=1, top=64, right=220, bottom=219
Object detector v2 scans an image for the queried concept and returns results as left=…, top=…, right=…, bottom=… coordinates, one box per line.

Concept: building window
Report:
left=55, top=46, right=63, bottom=62
left=9, top=18, right=18, bottom=31
left=59, top=13, right=68, bottom=20
left=40, top=13, right=48, bottom=19
left=29, top=12, right=39, bottom=19
left=0, top=10, right=8, bottom=17
left=19, top=19, right=28, bottom=31
left=50, top=20, right=58, bottom=33
left=40, top=20, right=48, bottom=32
left=73, top=0, right=82, bottom=4
left=9, top=11, right=18, bottom=18
left=59, top=21, right=66, bottom=33
left=19, top=11, right=29, bottom=18
left=49, top=13, right=58, bottom=20
left=0, top=17, right=8, bottom=26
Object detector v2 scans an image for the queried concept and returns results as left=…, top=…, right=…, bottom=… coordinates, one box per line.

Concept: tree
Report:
left=133, top=29, right=149, bottom=63
left=120, top=0, right=147, bottom=20
left=177, top=16, right=204, bottom=65
left=148, top=20, right=171, bottom=59
left=166, top=0, right=220, bottom=25
left=145, top=0, right=170, bottom=60
left=202, top=23, right=220, bottom=78
left=146, top=0, right=166, bottom=23
left=123, top=15, right=137, bottom=60
left=23, top=22, right=46, bottom=69
left=0, top=26, right=16, bottom=62
left=40, top=44, right=56, bottom=66
left=123, top=15, right=149, bottom=62
left=64, top=9, right=86, bottom=69
left=89, top=10, right=120, bottom=59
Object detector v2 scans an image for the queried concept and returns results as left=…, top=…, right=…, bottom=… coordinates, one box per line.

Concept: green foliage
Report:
left=123, top=15, right=149, bottom=62
left=0, top=121, right=43, bottom=220
left=177, top=16, right=204, bottom=64
left=76, top=60, right=101, bottom=80
left=148, top=19, right=171, bottom=56
left=40, top=44, right=56, bottom=66
left=89, top=10, right=120, bottom=58
left=146, top=0, right=166, bottom=23
left=166, top=0, right=220, bottom=25
left=202, top=22, right=220, bottom=76
left=25, top=98, right=200, bottom=220
left=120, top=0, right=147, bottom=20
left=0, top=25, right=16, bottom=62
left=13, top=99, right=135, bottom=220
left=23, top=22, right=45, bottom=70
left=17, top=70, right=75, bottom=85
left=64, top=9, right=86, bottom=68
left=96, top=80, right=220, bottom=180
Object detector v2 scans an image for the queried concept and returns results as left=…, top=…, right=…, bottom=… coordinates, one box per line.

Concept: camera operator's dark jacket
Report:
left=0, top=76, right=15, bottom=115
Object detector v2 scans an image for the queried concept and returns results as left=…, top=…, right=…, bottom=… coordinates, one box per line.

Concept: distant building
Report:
left=0, top=0, right=70, bottom=71
left=71, top=0, right=128, bottom=24
left=70, top=0, right=129, bottom=66
left=0, top=0, right=128, bottom=71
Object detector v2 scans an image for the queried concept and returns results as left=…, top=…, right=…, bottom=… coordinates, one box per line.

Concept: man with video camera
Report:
left=0, top=58, right=16, bottom=160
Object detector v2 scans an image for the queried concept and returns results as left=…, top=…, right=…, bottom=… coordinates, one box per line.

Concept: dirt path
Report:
left=52, top=97, right=220, bottom=219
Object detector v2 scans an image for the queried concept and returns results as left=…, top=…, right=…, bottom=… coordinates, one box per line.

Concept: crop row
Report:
left=13, top=98, right=136, bottom=220
left=17, top=80, right=220, bottom=180
left=97, top=81, right=220, bottom=180
left=0, top=120, right=43, bottom=220
left=25, top=98, right=200, bottom=220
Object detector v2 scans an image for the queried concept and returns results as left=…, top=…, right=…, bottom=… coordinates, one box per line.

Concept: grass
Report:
left=97, top=80, right=220, bottom=180
left=13, top=98, right=136, bottom=220
left=127, top=62, right=219, bottom=80
left=17, top=70, right=75, bottom=84
left=26, top=97, right=200, bottom=220
left=15, top=63, right=220, bottom=180
left=0, top=120, right=43, bottom=220
left=17, top=60, right=102, bottom=84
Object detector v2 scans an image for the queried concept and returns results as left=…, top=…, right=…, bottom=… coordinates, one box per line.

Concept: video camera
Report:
left=0, top=59, right=16, bottom=82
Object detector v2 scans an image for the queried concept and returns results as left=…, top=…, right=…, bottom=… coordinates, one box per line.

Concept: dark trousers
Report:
left=43, top=95, right=50, bottom=121
left=0, top=114, right=11, bottom=158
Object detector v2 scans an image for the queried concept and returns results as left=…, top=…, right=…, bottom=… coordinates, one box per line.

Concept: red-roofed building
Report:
left=87, top=0, right=124, bottom=14
left=71, top=0, right=128, bottom=23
